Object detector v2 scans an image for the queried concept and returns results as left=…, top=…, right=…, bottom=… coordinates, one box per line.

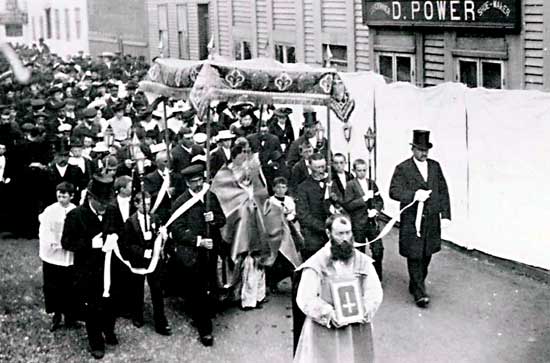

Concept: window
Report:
left=158, top=4, right=169, bottom=57
left=176, top=4, right=189, bottom=59
left=377, top=53, right=415, bottom=83
left=457, top=58, right=504, bottom=89
left=45, top=8, right=52, bottom=39
left=74, top=8, right=81, bottom=39
left=6, top=0, right=16, bottom=11
left=5, top=24, right=23, bottom=37
left=54, top=9, right=60, bottom=40
left=234, top=40, right=251, bottom=60
left=323, top=44, right=348, bottom=72
left=275, top=44, right=296, bottom=63
left=65, top=9, right=70, bottom=41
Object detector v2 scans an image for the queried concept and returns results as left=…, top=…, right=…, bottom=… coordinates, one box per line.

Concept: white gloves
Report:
left=367, top=209, right=378, bottom=218
left=159, top=226, right=168, bottom=240
left=414, top=189, right=432, bottom=202
left=102, top=234, right=118, bottom=252
left=441, top=218, right=451, bottom=230
left=362, top=190, right=374, bottom=202
left=198, top=237, right=213, bottom=250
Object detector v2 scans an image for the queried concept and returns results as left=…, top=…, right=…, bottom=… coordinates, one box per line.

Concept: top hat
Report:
left=303, top=111, right=317, bottom=127
left=87, top=175, right=114, bottom=204
left=410, top=130, right=433, bottom=150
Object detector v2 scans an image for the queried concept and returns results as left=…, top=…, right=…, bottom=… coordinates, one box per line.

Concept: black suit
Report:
left=343, top=178, right=384, bottom=279
left=286, top=135, right=330, bottom=170
left=331, top=170, right=354, bottom=210
left=295, top=176, right=332, bottom=260
left=144, top=170, right=173, bottom=225
left=118, top=212, right=168, bottom=328
left=247, top=132, right=282, bottom=166
left=171, top=144, right=204, bottom=194
left=46, top=164, right=84, bottom=205
left=209, top=147, right=230, bottom=179
left=289, top=160, right=310, bottom=196
left=389, top=157, right=451, bottom=299
left=268, top=119, right=295, bottom=156
left=61, top=203, right=116, bottom=351
left=168, top=189, right=225, bottom=338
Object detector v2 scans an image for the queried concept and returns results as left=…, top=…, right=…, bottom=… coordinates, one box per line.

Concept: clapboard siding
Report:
left=147, top=1, right=160, bottom=60
left=303, top=0, right=316, bottom=64
left=186, top=3, right=199, bottom=60
left=256, top=0, right=269, bottom=57
left=322, top=0, right=346, bottom=29
left=424, top=32, right=445, bottom=86
left=273, top=0, right=295, bottom=31
left=217, top=0, right=231, bottom=57
left=354, top=0, right=369, bottom=70
left=524, top=0, right=544, bottom=88
left=233, top=0, right=251, bottom=27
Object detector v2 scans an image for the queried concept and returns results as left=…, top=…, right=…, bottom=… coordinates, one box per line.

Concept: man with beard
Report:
left=389, top=130, right=451, bottom=308
left=293, top=214, right=383, bottom=363
left=168, top=164, right=226, bottom=346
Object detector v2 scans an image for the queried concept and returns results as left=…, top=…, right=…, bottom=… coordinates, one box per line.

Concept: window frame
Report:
left=234, top=40, right=251, bottom=60
left=376, top=52, right=415, bottom=84
left=456, top=57, right=505, bottom=89
left=274, top=43, right=296, bottom=64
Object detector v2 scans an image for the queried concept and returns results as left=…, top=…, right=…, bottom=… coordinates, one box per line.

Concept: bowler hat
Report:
left=81, top=108, right=98, bottom=119
left=87, top=175, right=114, bottom=204
left=410, top=130, right=433, bottom=150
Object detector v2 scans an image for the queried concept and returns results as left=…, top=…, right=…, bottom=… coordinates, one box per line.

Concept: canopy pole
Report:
left=163, top=100, right=172, bottom=169
left=205, top=105, right=212, bottom=238
left=326, top=104, right=332, bottom=186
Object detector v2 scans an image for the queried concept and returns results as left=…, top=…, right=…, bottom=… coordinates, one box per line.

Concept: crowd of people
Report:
left=0, top=43, right=451, bottom=362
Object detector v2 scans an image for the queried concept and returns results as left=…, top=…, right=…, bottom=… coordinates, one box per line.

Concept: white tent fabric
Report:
left=329, top=73, right=550, bottom=270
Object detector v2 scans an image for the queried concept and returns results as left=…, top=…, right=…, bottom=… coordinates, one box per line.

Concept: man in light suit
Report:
left=389, top=130, right=451, bottom=308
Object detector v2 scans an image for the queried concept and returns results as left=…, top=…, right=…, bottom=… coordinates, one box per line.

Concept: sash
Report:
left=354, top=199, right=422, bottom=247
left=103, top=183, right=209, bottom=297
left=151, top=173, right=170, bottom=214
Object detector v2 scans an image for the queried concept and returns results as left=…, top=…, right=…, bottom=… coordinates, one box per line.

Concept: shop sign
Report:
left=363, top=0, right=520, bottom=30
left=0, top=11, right=28, bottom=25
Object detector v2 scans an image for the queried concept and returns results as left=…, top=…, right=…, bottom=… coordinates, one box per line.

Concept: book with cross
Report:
left=329, top=278, right=365, bottom=326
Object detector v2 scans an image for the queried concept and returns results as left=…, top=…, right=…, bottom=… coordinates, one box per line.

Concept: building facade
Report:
left=146, top=0, right=212, bottom=61
left=87, top=0, right=149, bottom=59
left=0, top=0, right=149, bottom=60
left=164, top=0, right=547, bottom=92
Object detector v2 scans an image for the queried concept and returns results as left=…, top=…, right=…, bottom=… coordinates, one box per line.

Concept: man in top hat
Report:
left=286, top=110, right=330, bottom=171
left=168, top=163, right=226, bottom=346
left=389, top=130, right=451, bottom=308
left=61, top=175, right=119, bottom=359
left=268, top=107, right=295, bottom=156
left=210, top=129, right=234, bottom=178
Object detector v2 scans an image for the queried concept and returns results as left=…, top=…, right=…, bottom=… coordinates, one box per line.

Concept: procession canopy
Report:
left=138, top=56, right=230, bottom=100
left=140, top=57, right=355, bottom=122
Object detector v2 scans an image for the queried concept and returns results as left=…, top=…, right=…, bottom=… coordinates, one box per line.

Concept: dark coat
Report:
left=268, top=119, right=295, bottom=155
left=168, top=189, right=226, bottom=269
left=343, top=178, right=384, bottom=242
left=46, top=164, right=85, bottom=204
left=144, top=170, right=173, bottom=224
left=118, top=212, right=160, bottom=269
left=389, top=158, right=451, bottom=258
left=331, top=170, right=354, bottom=207
left=286, top=135, right=330, bottom=170
left=209, top=147, right=230, bottom=179
left=61, top=203, right=114, bottom=296
left=289, top=160, right=310, bottom=196
left=247, top=132, right=282, bottom=167
left=295, top=176, right=332, bottom=255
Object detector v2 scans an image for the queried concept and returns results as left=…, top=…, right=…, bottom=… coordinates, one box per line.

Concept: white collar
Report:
left=117, top=195, right=131, bottom=203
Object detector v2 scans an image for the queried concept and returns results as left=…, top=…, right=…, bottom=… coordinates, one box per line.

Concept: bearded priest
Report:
left=293, top=214, right=383, bottom=363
